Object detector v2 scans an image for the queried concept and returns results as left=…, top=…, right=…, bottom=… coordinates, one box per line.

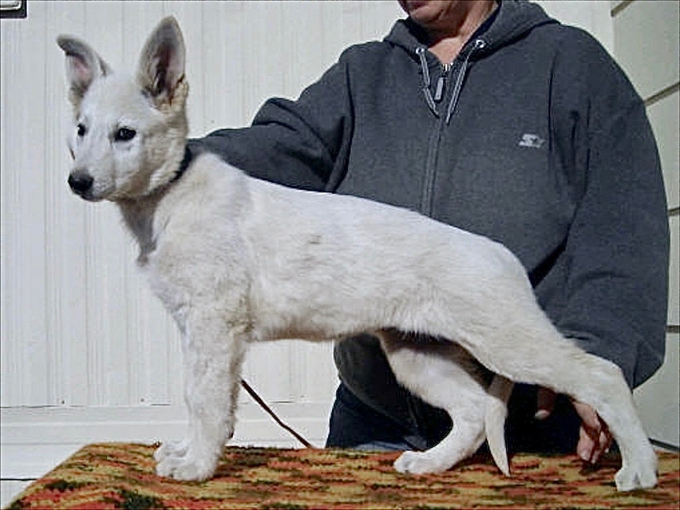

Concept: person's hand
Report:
left=536, top=387, right=613, bottom=464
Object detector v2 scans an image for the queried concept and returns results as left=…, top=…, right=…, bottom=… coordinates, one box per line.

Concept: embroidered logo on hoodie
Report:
left=518, top=133, right=545, bottom=149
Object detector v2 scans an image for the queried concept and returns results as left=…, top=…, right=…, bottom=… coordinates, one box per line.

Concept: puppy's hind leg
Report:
left=155, top=312, right=248, bottom=481
left=569, top=353, right=658, bottom=491
left=524, top=345, right=657, bottom=491
left=457, top=309, right=657, bottom=491
left=378, top=331, right=493, bottom=475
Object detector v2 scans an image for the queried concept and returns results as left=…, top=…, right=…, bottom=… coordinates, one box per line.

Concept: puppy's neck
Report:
left=118, top=195, right=162, bottom=266
left=168, top=145, right=193, bottom=185
left=117, top=144, right=194, bottom=264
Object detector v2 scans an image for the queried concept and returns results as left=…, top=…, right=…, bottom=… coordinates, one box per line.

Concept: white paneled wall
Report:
left=1, top=4, right=406, bottom=496
left=0, top=0, right=636, bottom=504
left=0, top=0, right=403, bottom=413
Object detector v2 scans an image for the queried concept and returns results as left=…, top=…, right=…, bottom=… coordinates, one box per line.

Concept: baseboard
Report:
left=0, top=401, right=332, bottom=479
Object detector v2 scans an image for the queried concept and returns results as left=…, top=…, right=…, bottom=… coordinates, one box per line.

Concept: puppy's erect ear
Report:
left=57, top=35, right=112, bottom=108
left=137, top=16, right=186, bottom=107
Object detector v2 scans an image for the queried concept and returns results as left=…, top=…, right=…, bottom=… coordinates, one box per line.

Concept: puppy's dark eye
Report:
left=115, top=127, right=137, bottom=142
left=77, top=123, right=87, bottom=137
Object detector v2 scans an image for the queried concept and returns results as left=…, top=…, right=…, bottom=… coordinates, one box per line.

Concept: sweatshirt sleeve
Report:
left=189, top=55, right=354, bottom=192
left=552, top=30, right=670, bottom=388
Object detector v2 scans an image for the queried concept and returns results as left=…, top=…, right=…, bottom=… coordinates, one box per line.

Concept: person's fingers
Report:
left=577, top=425, right=597, bottom=462
left=573, top=400, right=600, bottom=432
left=535, top=387, right=556, bottom=420
left=573, top=400, right=612, bottom=463
left=577, top=426, right=612, bottom=463
left=533, top=390, right=613, bottom=464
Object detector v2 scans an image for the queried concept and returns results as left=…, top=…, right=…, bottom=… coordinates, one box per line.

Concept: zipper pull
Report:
left=434, top=63, right=452, bottom=103
left=434, top=76, right=445, bottom=102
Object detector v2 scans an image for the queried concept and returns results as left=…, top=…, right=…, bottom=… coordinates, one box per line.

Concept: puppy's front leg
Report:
left=155, top=315, right=248, bottom=481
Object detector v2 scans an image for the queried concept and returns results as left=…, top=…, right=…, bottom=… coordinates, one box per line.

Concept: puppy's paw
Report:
left=154, top=440, right=188, bottom=463
left=394, top=451, right=449, bottom=475
left=156, top=450, right=217, bottom=481
left=615, top=463, right=657, bottom=491
left=154, top=440, right=219, bottom=481
left=614, top=444, right=657, bottom=491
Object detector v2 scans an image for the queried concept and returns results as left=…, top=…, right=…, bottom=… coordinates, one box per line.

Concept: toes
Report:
left=615, top=465, right=657, bottom=491
left=394, top=451, right=417, bottom=474
left=154, top=440, right=187, bottom=463
left=156, top=454, right=216, bottom=481
left=615, top=467, right=638, bottom=491
left=156, top=458, right=176, bottom=479
left=394, top=451, right=449, bottom=475
left=154, top=441, right=219, bottom=481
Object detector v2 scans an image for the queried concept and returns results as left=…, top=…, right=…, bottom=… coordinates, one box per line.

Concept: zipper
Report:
left=415, top=50, right=455, bottom=115
left=433, top=63, right=452, bottom=103
left=418, top=38, right=486, bottom=215
left=444, top=39, right=486, bottom=124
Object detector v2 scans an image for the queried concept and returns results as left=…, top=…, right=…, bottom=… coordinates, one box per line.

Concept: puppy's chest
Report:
left=138, top=251, right=190, bottom=327
left=128, top=215, right=189, bottom=319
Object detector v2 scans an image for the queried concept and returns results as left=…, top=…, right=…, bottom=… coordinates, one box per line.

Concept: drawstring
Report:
left=445, top=39, right=486, bottom=124
left=416, top=47, right=439, bottom=117
left=416, top=39, right=487, bottom=123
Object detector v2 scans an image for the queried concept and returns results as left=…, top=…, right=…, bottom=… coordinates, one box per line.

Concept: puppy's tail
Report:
left=485, top=375, right=513, bottom=476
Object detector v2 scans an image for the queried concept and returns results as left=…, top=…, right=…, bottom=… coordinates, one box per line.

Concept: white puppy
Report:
left=57, top=17, right=657, bottom=491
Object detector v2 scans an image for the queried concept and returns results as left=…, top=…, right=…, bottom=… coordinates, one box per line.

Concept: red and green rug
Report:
left=7, top=443, right=679, bottom=509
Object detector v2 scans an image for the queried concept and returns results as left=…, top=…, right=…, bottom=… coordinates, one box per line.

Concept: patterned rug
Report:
left=7, top=443, right=679, bottom=509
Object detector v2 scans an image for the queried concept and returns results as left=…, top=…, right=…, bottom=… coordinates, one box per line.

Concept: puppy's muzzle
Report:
left=68, top=171, right=94, bottom=198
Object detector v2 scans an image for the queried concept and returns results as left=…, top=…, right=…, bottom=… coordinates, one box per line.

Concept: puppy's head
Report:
left=58, top=16, right=188, bottom=202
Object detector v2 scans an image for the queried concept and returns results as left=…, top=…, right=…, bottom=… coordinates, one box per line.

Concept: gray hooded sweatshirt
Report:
left=190, top=1, right=669, bottom=410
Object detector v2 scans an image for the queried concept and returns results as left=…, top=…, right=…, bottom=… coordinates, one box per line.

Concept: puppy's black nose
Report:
left=68, top=171, right=94, bottom=195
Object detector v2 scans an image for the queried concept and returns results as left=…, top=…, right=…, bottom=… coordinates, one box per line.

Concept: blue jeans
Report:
left=326, top=382, right=581, bottom=453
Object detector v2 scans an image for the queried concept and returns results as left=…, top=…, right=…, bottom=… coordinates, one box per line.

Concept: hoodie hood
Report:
left=385, top=0, right=558, bottom=59
left=384, top=0, right=559, bottom=123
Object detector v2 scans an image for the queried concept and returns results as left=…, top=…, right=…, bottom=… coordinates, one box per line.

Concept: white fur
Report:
left=58, top=17, right=657, bottom=491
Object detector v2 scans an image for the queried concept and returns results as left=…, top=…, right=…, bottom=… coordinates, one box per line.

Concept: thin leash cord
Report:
left=240, top=379, right=315, bottom=449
